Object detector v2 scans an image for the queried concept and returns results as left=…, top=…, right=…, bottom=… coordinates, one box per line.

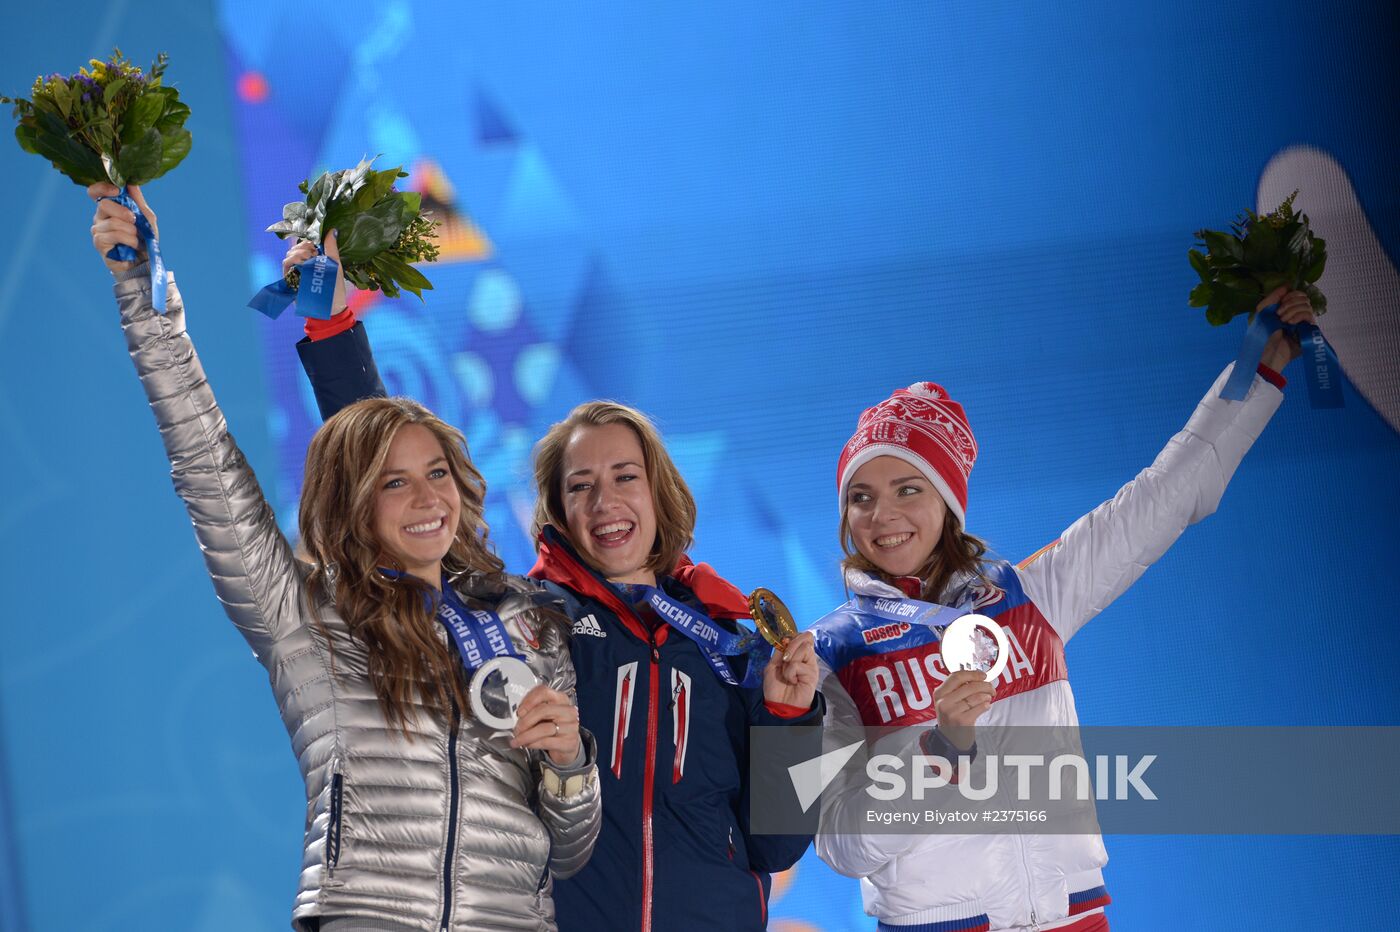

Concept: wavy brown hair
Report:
left=531, top=401, right=696, bottom=577
left=298, top=397, right=503, bottom=736
left=840, top=509, right=989, bottom=602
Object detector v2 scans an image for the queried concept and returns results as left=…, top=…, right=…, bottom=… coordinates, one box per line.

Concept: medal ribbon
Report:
left=435, top=583, right=525, bottom=674
left=247, top=244, right=340, bottom=320
left=1220, top=303, right=1343, bottom=408
left=100, top=192, right=167, bottom=313
left=631, top=585, right=772, bottom=688
left=852, top=593, right=968, bottom=633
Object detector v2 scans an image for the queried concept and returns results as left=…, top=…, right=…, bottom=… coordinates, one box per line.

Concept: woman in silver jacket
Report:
left=88, top=185, right=601, bottom=932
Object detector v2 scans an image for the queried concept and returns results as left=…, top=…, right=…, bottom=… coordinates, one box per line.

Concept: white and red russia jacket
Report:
left=811, top=364, right=1285, bottom=931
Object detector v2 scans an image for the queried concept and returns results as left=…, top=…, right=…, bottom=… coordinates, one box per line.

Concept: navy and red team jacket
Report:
left=298, top=323, right=821, bottom=931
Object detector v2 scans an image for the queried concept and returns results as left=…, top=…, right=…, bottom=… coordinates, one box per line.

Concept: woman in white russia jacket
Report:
left=809, top=288, right=1316, bottom=932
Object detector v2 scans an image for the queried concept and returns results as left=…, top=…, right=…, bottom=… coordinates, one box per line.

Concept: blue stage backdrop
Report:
left=1, top=1, right=1398, bottom=930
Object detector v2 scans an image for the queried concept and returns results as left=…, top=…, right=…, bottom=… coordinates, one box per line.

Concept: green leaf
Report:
left=14, top=122, right=38, bottom=155
left=379, top=252, right=433, bottom=290
left=351, top=167, right=399, bottom=211
left=29, top=107, right=105, bottom=184
left=1242, top=221, right=1279, bottom=269
left=1188, top=282, right=1211, bottom=308
left=305, top=171, right=331, bottom=209
left=154, top=127, right=191, bottom=177
left=155, top=96, right=190, bottom=133
left=120, top=91, right=164, bottom=144
left=115, top=126, right=162, bottom=185
left=1200, top=230, right=1242, bottom=262
left=337, top=196, right=411, bottom=263
left=102, top=77, right=127, bottom=106
left=1188, top=248, right=1210, bottom=280
left=1205, top=303, right=1235, bottom=326
left=51, top=80, right=73, bottom=119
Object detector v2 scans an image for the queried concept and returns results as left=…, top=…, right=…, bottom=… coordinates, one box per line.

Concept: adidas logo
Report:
left=571, top=614, right=607, bottom=638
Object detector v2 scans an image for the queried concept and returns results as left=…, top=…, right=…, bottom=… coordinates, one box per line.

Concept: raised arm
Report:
left=1015, top=290, right=1313, bottom=643
left=92, top=185, right=306, bottom=661
left=283, top=235, right=389, bottom=421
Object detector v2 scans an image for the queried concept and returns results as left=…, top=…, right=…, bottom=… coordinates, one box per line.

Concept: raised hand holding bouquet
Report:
left=1188, top=192, right=1343, bottom=407
left=2, top=49, right=191, bottom=311
left=249, top=157, right=438, bottom=320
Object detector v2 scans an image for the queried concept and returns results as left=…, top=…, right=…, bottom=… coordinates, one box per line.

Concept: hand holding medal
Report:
left=932, top=613, right=1006, bottom=749
left=748, top=588, right=818, bottom=710
left=471, top=656, right=581, bottom=766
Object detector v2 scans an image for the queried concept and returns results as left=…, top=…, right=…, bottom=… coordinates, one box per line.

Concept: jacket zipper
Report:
left=539, top=536, right=667, bottom=932
left=1015, top=832, right=1040, bottom=930
left=641, top=639, right=660, bottom=932
left=439, top=701, right=462, bottom=931
left=326, top=769, right=344, bottom=879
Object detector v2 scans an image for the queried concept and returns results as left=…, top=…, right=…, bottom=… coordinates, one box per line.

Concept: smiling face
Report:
left=844, top=455, right=948, bottom=579
left=559, top=422, right=659, bottom=586
left=372, top=423, right=462, bottom=585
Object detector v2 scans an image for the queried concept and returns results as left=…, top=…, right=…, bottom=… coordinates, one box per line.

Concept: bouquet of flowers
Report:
left=1, top=49, right=191, bottom=188
left=249, top=157, right=438, bottom=319
left=1190, top=192, right=1341, bottom=408
left=1187, top=191, right=1327, bottom=325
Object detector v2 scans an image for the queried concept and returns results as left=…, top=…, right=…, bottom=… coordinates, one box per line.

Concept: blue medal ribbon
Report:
left=1220, top=303, right=1344, bottom=408
left=377, top=568, right=524, bottom=673
left=436, top=583, right=525, bottom=673
left=247, top=245, right=340, bottom=320
left=100, top=192, right=167, bottom=314
left=626, top=585, right=773, bottom=688
left=852, top=593, right=967, bottom=632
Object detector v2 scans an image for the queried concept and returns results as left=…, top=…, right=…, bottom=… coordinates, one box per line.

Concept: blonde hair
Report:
left=839, top=509, right=989, bottom=602
left=532, top=401, right=696, bottom=576
left=298, top=396, right=503, bottom=736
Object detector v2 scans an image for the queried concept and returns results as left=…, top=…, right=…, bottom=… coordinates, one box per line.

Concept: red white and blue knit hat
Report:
left=837, top=382, right=978, bottom=525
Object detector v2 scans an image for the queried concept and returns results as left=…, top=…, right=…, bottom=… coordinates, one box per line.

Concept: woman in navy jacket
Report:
left=286, top=237, right=822, bottom=932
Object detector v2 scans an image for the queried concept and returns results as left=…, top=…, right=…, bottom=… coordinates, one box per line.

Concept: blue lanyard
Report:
left=852, top=593, right=967, bottom=632
left=1220, top=303, right=1344, bottom=408
left=624, top=584, right=771, bottom=688
left=435, top=583, right=524, bottom=673
left=378, top=568, right=524, bottom=673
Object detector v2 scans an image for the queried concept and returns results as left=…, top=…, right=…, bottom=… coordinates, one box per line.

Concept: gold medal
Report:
left=747, top=587, right=799, bottom=649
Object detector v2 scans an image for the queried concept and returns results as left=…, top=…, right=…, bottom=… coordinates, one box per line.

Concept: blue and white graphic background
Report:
left=1, top=1, right=1397, bottom=929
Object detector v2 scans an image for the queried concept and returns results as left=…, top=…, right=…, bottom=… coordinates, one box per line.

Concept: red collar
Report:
left=893, top=576, right=924, bottom=599
left=529, top=527, right=751, bottom=641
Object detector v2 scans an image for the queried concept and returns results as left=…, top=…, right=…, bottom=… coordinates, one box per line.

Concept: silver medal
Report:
left=469, top=656, right=540, bottom=732
left=938, top=613, right=1010, bottom=683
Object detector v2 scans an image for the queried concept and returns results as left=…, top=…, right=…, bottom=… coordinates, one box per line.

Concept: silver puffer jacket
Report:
left=113, top=266, right=601, bottom=931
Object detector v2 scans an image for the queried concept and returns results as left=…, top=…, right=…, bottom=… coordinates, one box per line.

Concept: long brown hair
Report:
left=840, top=510, right=989, bottom=602
left=298, top=396, right=503, bottom=735
left=531, top=400, right=696, bottom=576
